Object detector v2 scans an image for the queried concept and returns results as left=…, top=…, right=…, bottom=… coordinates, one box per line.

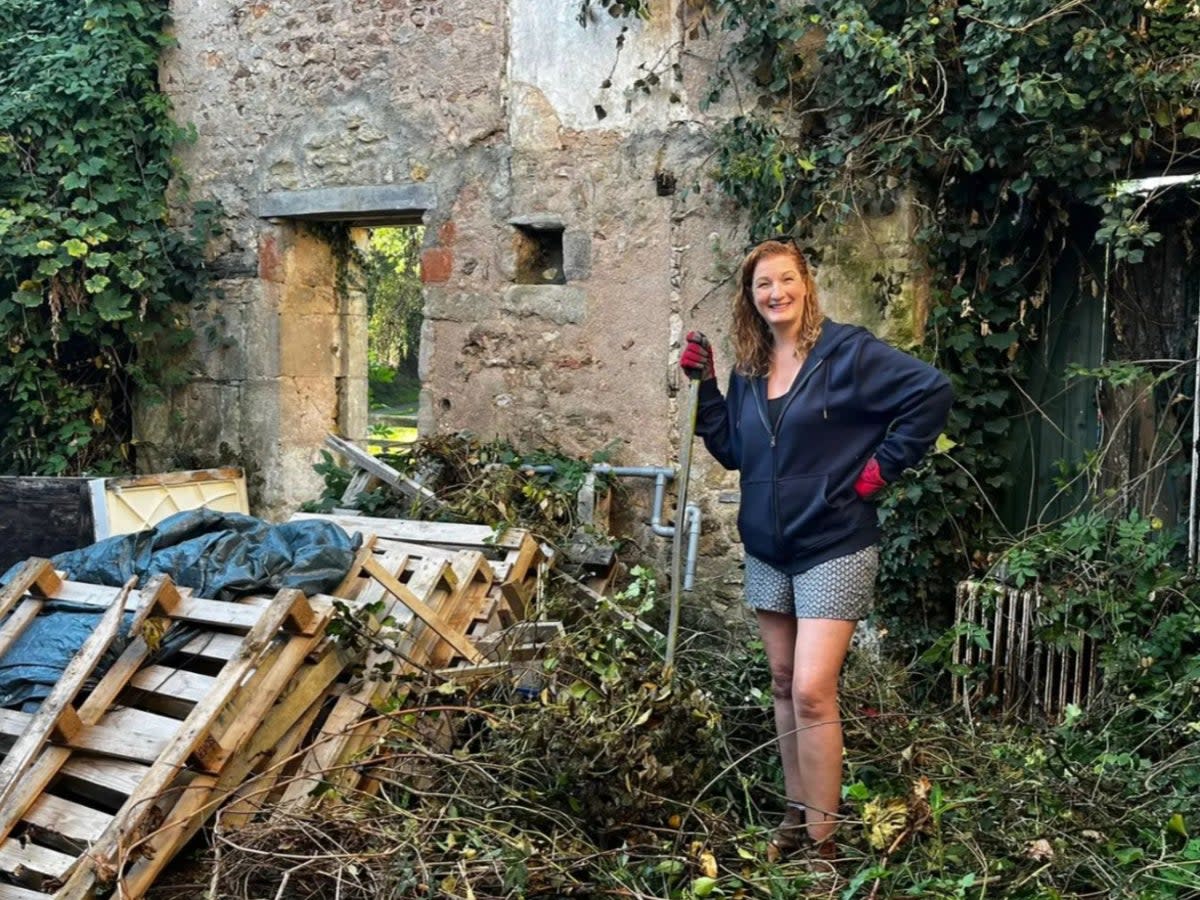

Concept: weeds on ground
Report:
left=196, top=438, right=1200, bottom=899
left=188, top=564, right=1199, bottom=899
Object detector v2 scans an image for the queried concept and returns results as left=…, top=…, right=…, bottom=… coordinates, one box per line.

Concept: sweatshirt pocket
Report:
left=777, top=473, right=834, bottom=552
left=735, top=478, right=776, bottom=555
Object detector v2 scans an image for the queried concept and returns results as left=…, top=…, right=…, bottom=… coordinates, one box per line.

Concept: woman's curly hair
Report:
left=730, top=240, right=822, bottom=377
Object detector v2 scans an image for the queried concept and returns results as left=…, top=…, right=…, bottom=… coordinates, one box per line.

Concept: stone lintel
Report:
left=257, top=184, right=436, bottom=226
left=509, top=213, right=565, bottom=231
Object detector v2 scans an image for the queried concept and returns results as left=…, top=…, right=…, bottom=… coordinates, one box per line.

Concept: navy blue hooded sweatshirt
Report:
left=696, top=319, right=953, bottom=575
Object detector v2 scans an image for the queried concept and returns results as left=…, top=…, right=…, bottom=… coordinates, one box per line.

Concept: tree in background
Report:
left=363, top=226, right=424, bottom=408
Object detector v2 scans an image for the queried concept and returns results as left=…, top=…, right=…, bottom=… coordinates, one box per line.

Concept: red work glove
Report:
left=679, top=331, right=715, bottom=381
left=854, top=457, right=887, bottom=499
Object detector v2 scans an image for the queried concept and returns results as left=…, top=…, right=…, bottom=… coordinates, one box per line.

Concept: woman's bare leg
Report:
left=792, top=617, right=857, bottom=844
left=754, top=610, right=802, bottom=809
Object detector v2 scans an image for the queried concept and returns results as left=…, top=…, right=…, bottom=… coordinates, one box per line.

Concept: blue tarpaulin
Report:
left=0, top=509, right=358, bottom=709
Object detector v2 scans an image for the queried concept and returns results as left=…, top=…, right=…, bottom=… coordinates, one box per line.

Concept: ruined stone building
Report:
left=147, top=1, right=925, bottom=595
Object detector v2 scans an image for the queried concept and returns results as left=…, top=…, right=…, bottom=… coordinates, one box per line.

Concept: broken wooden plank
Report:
left=291, top=511, right=526, bottom=550
left=0, top=835, right=75, bottom=883
left=0, top=882, right=52, bottom=900
left=339, top=469, right=377, bottom=507
left=22, top=792, right=112, bottom=847
left=325, top=434, right=441, bottom=511
left=177, top=630, right=244, bottom=663
left=0, top=577, right=134, bottom=813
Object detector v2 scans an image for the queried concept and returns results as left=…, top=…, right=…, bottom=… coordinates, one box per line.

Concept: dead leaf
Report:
left=862, top=796, right=908, bottom=850
left=1025, top=838, right=1054, bottom=861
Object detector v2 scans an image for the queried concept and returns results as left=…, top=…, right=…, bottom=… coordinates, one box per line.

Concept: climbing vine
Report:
left=692, top=0, right=1200, bottom=632
left=0, top=0, right=214, bottom=475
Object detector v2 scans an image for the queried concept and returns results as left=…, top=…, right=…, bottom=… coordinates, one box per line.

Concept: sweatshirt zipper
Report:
left=752, top=359, right=826, bottom=548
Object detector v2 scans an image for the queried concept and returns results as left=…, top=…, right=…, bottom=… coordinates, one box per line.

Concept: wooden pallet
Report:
left=290, top=512, right=551, bottom=619
left=0, top=561, right=329, bottom=899
left=268, top=532, right=498, bottom=810
left=0, top=517, right=555, bottom=898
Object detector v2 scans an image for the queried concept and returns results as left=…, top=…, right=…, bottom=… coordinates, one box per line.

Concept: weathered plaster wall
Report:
left=151, top=0, right=930, bottom=612
left=150, top=0, right=512, bottom=513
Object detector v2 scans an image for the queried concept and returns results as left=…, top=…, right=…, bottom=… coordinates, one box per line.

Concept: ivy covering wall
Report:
left=0, top=0, right=212, bottom=476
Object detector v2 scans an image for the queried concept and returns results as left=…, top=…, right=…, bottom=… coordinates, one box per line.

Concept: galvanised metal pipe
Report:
left=520, top=463, right=701, bottom=591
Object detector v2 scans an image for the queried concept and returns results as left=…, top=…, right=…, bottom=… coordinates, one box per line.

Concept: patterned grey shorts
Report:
left=745, top=545, right=879, bottom=620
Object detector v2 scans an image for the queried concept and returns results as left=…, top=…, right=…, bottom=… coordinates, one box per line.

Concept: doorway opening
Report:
left=360, top=225, right=425, bottom=454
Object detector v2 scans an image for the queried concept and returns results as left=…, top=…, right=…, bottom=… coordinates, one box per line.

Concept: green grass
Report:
left=368, top=423, right=418, bottom=451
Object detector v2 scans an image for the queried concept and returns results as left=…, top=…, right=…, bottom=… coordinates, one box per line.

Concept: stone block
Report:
left=239, top=379, right=283, bottom=453
left=423, top=290, right=498, bottom=323
left=278, top=376, right=339, bottom=446
left=281, top=281, right=338, bottom=316
left=501, top=285, right=586, bottom=325
left=285, top=230, right=337, bottom=291
left=509, top=213, right=565, bottom=230
left=279, top=313, right=337, bottom=378
left=421, top=247, right=453, bottom=283
left=242, top=302, right=282, bottom=379
left=417, top=318, right=436, bottom=380
left=258, top=231, right=285, bottom=283
left=338, top=375, right=370, bottom=442
left=341, top=312, right=369, bottom=379
left=563, top=229, right=591, bottom=281
left=257, top=183, right=436, bottom=225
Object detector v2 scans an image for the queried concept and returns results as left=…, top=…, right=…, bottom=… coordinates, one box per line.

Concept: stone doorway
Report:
left=247, top=185, right=434, bottom=514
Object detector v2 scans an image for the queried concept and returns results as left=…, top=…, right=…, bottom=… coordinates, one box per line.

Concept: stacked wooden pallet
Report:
left=289, top=512, right=552, bottom=628
left=0, top=517, right=554, bottom=899
left=0, top=559, right=338, bottom=900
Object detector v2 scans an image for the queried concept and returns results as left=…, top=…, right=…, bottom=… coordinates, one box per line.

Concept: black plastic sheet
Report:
left=0, top=509, right=359, bottom=709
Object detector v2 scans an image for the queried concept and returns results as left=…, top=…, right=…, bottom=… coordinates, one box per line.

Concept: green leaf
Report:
left=1167, top=813, right=1188, bottom=838
left=1184, top=122, right=1200, bottom=139
left=92, top=291, right=132, bottom=321
left=64, top=238, right=89, bottom=258
left=84, top=274, right=111, bottom=294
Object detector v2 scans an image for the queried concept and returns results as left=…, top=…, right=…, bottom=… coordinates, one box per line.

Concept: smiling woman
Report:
left=680, top=236, right=952, bottom=863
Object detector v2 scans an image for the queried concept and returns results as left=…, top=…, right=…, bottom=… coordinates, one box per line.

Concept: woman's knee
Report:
left=769, top=665, right=795, bottom=701
left=792, top=679, right=838, bottom=721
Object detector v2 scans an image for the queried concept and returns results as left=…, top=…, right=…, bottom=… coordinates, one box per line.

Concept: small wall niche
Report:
left=511, top=215, right=566, bottom=285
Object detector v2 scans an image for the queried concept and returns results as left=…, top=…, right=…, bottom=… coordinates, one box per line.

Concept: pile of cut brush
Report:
left=152, top=569, right=1200, bottom=899
left=149, top=437, right=1200, bottom=899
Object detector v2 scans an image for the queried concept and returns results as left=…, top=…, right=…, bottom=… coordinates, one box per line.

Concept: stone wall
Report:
left=151, top=0, right=929, bottom=610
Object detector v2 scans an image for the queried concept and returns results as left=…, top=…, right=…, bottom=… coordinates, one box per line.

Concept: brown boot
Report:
left=766, top=802, right=807, bottom=862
